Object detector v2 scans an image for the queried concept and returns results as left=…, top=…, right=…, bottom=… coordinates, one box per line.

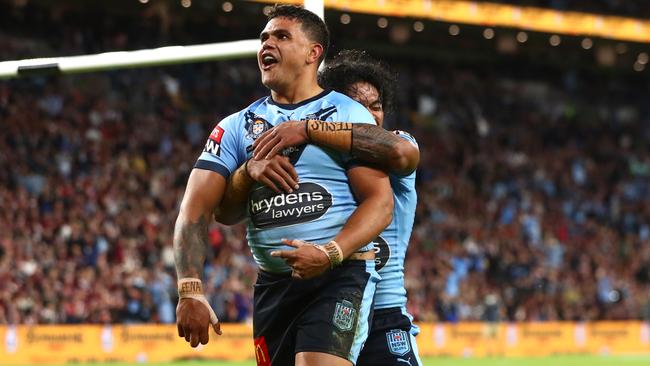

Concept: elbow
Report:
left=389, top=141, right=420, bottom=175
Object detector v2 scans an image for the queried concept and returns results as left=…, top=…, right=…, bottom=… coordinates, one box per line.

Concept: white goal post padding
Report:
left=0, top=39, right=260, bottom=80
left=0, top=1, right=324, bottom=80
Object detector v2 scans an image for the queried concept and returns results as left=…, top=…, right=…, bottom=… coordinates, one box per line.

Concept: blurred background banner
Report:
left=1, top=322, right=649, bottom=364
left=0, top=324, right=254, bottom=364
left=254, top=0, right=650, bottom=43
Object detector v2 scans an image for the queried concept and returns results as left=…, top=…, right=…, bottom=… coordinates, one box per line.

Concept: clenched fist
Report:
left=176, top=279, right=222, bottom=347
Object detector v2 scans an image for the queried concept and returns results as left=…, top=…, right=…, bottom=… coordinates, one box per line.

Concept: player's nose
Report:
left=261, top=38, right=276, bottom=50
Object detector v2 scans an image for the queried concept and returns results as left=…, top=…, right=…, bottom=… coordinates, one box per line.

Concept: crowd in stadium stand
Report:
left=1, top=2, right=650, bottom=325
left=2, top=57, right=650, bottom=324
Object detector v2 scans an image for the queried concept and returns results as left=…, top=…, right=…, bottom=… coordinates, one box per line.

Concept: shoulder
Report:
left=326, top=91, right=362, bottom=109
left=392, top=129, right=418, bottom=147
left=325, top=91, right=374, bottom=124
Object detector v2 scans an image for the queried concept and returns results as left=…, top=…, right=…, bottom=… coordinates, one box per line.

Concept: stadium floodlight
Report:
left=0, top=39, right=260, bottom=80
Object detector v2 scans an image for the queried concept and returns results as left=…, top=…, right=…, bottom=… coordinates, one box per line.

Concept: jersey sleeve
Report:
left=194, top=113, right=246, bottom=179
left=393, top=130, right=419, bottom=149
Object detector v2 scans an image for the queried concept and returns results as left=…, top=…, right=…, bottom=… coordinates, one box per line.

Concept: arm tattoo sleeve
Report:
left=306, top=120, right=353, bottom=152
left=173, top=215, right=209, bottom=279
left=351, top=124, right=402, bottom=163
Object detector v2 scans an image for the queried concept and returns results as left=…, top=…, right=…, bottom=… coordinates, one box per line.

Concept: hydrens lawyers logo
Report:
left=249, top=182, right=332, bottom=228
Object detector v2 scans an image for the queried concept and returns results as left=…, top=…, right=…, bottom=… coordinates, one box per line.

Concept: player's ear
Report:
left=307, top=43, right=323, bottom=65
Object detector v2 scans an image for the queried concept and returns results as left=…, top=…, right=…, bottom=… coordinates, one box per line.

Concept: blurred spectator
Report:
left=1, top=1, right=649, bottom=325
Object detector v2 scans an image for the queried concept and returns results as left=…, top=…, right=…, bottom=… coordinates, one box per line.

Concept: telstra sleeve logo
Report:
left=249, top=182, right=333, bottom=228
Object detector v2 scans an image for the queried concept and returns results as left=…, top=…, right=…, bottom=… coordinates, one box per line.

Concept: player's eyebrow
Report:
left=369, top=99, right=383, bottom=109
left=259, top=29, right=291, bottom=41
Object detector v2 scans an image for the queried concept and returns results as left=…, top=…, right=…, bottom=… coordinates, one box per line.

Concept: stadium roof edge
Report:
left=253, top=0, right=650, bottom=44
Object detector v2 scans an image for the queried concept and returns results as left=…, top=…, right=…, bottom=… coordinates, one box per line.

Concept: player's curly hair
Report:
left=318, top=49, right=397, bottom=113
left=267, top=5, right=330, bottom=63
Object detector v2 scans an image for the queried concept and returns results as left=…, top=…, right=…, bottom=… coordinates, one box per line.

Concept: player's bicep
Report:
left=179, top=169, right=228, bottom=221
left=347, top=165, right=392, bottom=203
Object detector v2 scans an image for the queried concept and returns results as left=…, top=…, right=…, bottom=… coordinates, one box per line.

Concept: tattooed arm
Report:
left=253, top=120, right=420, bottom=175
left=349, top=123, right=419, bottom=174
left=174, top=169, right=226, bottom=278
left=174, top=169, right=226, bottom=347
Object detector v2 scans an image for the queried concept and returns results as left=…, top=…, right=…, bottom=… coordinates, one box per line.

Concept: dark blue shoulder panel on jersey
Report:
left=194, top=160, right=232, bottom=179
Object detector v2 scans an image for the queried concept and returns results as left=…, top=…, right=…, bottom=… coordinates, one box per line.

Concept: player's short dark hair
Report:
left=318, top=50, right=397, bottom=113
left=267, top=5, right=330, bottom=63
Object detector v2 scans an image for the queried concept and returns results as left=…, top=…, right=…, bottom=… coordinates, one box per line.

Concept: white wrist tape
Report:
left=312, top=240, right=344, bottom=268
left=178, top=278, right=219, bottom=325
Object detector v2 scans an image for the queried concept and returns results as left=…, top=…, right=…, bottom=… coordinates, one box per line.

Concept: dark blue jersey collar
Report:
left=267, top=89, right=332, bottom=110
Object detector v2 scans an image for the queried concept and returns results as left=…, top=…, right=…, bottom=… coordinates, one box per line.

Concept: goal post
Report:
left=0, top=1, right=325, bottom=80
left=0, top=39, right=260, bottom=80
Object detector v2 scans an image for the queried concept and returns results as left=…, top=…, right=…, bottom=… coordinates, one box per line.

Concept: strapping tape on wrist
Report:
left=313, top=240, right=343, bottom=268
left=177, top=278, right=219, bottom=325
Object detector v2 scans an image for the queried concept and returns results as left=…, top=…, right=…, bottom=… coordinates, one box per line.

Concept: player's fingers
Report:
left=281, top=238, right=294, bottom=247
left=282, top=238, right=308, bottom=248
left=200, top=325, right=209, bottom=345
left=270, top=250, right=286, bottom=257
left=266, top=169, right=293, bottom=193
left=177, top=322, right=185, bottom=338
left=258, top=175, right=281, bottom=194
left=291, top=270, right=303, bottom=280
left=263, top=135, right=285, bottom=159
left=254, top=135, right=280, bottom=160
left=184, top=326, right=191, bottom=343
left=190, top=330, right=200, bottom=348
left=279, top=158, right=299, bottom=186
left=266, top=140, right=288, bottom=160
left=253, top=129, right=273, bottom=148
left=213, top=322, right=223, bottom=336
left=272, top=165, right=298, bottom=192
left=274, top=161, right=298, bottom=190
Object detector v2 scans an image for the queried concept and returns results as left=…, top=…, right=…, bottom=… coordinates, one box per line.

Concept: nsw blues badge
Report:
left=244, top=111, right=273, bottom=141
left=386, top=329, right=410, bottom=356
left=332, top=300, right=357, bottom=331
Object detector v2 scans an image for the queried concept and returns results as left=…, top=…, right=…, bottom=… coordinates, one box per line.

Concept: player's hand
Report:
left=270, top=239, right=330, bottom=279
left=176, top=298, right=222, bottom=347
left=253, top=120, right=308, bottom=160
left=247, top=156, right=299, bottom=194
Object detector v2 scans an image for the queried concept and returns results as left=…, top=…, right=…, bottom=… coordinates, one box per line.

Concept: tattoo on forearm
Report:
left=307, top=120, right=354, bottom=152
left=173, top=216, right=209, bottom=278
left=307, top=120, right=352, bottom=135
left=351, top=124, right=401, bottom=163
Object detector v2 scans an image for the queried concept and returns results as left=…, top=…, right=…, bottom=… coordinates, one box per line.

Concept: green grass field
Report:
left=29, top=355, right=650, bottom=366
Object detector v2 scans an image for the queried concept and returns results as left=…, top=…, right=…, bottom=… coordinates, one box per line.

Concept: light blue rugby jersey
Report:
left=195, top=90, right=376, bottom=273
left=372, top=130, right=418, bottom=310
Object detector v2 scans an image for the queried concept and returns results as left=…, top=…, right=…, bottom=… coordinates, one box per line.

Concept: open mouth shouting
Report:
left=261, top=52, right=279, bottom=70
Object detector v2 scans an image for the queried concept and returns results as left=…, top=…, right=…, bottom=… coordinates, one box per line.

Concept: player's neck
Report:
left=271, top=80, right=323, bottom=105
